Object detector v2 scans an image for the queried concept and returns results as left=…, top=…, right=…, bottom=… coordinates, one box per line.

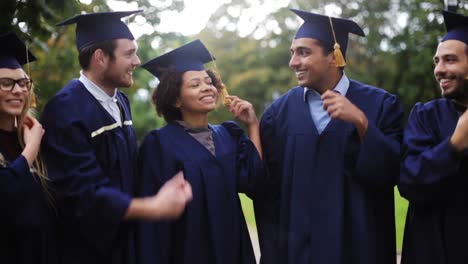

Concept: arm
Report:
left=399, top=103, right=466, bottom=203
left=323, top=91, right=403, bottom=187
left=225, top=95, right=262, bottom=159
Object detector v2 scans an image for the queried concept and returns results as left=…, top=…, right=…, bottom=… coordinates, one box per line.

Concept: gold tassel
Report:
left=333, top=43, right=346, bottom=67
left=329, top=16, right=346, bottom=67
left=30, top=92, right=37, bottom=108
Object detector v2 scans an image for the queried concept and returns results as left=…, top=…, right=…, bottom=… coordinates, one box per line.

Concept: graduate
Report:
left=0, top=32, right=57, bottom=264
left=41, top=11, right=192, bottom=264
left=137, top=39, right=264, bottom=264
left=255, top=9, right=404, bottom=264
left=399, top=11, right=468, bottom=264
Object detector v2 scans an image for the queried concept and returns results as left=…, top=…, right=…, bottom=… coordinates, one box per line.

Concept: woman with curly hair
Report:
left=137, top=39, right=264, bottom=264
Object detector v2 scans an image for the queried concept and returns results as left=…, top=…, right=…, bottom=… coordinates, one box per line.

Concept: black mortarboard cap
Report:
left=291, top=9, right=365, bottom=61
left=141, top=39, right=214, bottom=79
left=442, top=11, right=468, bottom=45
left=0, top=32, right=36, bottom=69
left=57, top=10, right=142, bottom=50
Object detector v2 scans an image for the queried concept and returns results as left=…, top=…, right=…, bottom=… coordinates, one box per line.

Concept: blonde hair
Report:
left=0, top=71, right=53, bottom=201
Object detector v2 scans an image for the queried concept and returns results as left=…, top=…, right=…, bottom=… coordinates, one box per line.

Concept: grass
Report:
left=240, top=187, right=409, bottom=251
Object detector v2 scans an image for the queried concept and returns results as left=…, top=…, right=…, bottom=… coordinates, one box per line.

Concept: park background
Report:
left=2, top=0, right=467, bottom=254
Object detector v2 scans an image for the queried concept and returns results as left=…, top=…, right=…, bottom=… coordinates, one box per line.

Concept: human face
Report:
left=434, top=40, right=468, bottom=100
left=0, top=68, right=29, bottom=125
left=176, top=70, right=218, bottom=119
left=289, top=38, right=334, bottom=91
left=102, top=39, right=141, bottom=89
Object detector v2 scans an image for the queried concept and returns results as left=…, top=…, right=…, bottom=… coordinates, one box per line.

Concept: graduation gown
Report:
left=41, top=79, right=138, bottom=264
left=399, top=99, right=468, bottom=264
left=137, top=121, right=264, bottom=264
left=0, top=130, right=58, bottom=264
left=256, top=80, right=403, bottom=264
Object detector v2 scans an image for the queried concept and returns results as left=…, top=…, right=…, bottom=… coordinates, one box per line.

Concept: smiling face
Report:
left=0, top=68, right=30, bottom=128
left=289, top=38, right=335, bottom=92
left=433, top=40, right=468, bottom=101
left=175, top=70, right=218, bottom=120
left=101, top=38, right=141, bottom=89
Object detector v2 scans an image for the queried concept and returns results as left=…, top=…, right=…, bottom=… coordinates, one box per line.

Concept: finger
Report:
left=321, top=90, right=338, bottom=100
left=183, top=181, right=193, bottom=201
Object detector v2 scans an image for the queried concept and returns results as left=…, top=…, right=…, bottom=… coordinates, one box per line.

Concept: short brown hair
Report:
left=78, top=39, right=117, bottom=70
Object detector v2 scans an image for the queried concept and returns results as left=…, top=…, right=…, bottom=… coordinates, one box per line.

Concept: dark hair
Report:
left=314, top=39, right=345, bottom=70
left=78, top=39, right=117, bottom=70
left=152, top=68, right=225, bottom=123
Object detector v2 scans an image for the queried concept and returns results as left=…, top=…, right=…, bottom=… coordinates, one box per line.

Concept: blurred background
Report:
left=1, top=0, right=467, bottom=253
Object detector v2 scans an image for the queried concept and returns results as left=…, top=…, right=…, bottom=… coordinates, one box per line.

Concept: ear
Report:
left=93, top=49, right=108, bottom=67
left=174, top=98, right=181, bottom=108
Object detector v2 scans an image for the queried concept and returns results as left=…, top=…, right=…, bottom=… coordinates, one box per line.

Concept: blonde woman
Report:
left=0, top=32, right=57, bottom=264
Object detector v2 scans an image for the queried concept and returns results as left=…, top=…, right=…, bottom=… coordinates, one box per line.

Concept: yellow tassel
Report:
left=333, top=43, right=346, bottom=67
left=30, top=93, right=37, bottom=108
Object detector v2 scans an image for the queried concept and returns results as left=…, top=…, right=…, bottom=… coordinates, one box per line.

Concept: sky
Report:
left=80, top=0, right=291, bottom=38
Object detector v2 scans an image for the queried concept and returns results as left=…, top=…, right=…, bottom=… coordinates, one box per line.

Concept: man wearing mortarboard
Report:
left=399, top=10, right=468, bottom=264
left=40, top=11, right=192, bottom=264
left=255, top=9, right=404, bottom=264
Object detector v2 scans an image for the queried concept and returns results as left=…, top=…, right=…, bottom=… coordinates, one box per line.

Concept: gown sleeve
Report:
left=253, top=108, right=283, bottom=264
left=42, top=120, right=131, bottom=254
left=352, top=93, right=404, bottom=188
left=399, top=103, right=467, bottom=203
left=0, top=155, right=34, bottom=222
left=135, top=131, right=172, bottom=264
left=221, top=121, right=266, bottom=196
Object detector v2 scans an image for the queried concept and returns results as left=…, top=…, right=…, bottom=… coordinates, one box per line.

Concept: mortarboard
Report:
left=442, top=11, right=468, bottom=45
left=0, top=32, right=36, bottom=69
left=141, top=39, right=215, bottom=79
left=290, top=9, right=365, bottom=67
left=57, top=10, right=143, bottom=50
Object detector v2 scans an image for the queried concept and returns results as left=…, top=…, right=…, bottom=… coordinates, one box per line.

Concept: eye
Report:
left=17, top=78, right=30, bottom=87
left=0, top=78, right=14, bottom=86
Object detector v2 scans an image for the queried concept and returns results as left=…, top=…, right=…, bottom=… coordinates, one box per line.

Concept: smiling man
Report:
left=40, top=10, right=192, bottom=264
left=255, top=9, right=404, bottom=264
left=399, top=11, right=468, bottom=264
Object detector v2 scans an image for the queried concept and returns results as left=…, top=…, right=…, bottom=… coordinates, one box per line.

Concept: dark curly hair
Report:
left=151, top=68, right=225, bottom=123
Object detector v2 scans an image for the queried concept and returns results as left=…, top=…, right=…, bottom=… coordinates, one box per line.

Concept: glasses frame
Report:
left=0, top=77, right=33, bottom=92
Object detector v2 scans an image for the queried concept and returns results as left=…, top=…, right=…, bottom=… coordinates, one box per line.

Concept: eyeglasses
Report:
left=0, top=77, right=33, bottom=92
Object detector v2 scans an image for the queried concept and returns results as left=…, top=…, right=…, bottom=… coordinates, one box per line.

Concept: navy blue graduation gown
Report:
left=137, top=121, right=264, bottom=264
left=256, top=80, right=403, bottom=264
left=41, top=80, right=138, bottom=264
left=399, top=99, right=468, bottom=264
left=0, top=131, right=58, bottom=264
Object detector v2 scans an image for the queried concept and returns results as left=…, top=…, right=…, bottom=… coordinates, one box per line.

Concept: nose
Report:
left=11, top=82, right=24, bottom=93
left=434, top=61, right=446, bottom=78
left=289, top=54, right=299, bottom=69
left=133, top=54, right=141, bottom=67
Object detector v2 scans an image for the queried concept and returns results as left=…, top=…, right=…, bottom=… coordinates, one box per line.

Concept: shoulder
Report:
left=410, top=98, right=450, bottom=117
left=349, top=79, right=396, bottom=99
left=219, top=121, right=245, bottom=139
left=264, top=86, right=303, bottom=115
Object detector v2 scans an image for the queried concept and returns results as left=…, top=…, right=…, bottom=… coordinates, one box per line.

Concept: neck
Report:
left=82, top=70, right=116, bottom=97
left=0, top=114, right=15, bottom=131
left=314, top=71, right=343, bottom=94
left=181, top=113, right=209, bottom=129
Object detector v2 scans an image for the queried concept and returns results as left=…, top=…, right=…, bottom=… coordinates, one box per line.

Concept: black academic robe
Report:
left=137, top=121, right=264, bottom=264
left=0, top=130, right=58, bottom=264
left=256, top=80, right=403, bottom=264
left=41, top=80, right=138, bottom=264
left=399, top=99, right=468, bottom=264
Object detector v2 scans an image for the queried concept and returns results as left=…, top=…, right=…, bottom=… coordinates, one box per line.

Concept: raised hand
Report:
left=225, top=95, right=259, bottom=127
left=321, top=90, right=368, bottom=138
left=21, top=115, right=45, bottom=166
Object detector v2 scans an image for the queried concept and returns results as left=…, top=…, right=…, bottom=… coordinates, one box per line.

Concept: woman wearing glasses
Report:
left=0, top=32, right=57, bottom=264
